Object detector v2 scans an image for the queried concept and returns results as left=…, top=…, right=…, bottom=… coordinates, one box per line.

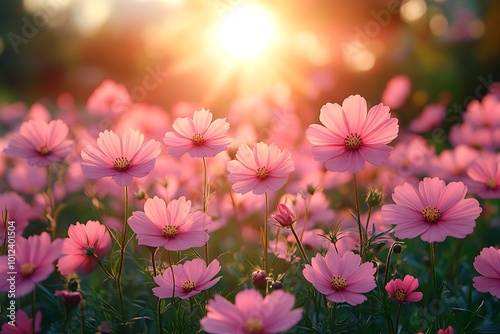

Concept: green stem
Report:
left=290, top=226, right=310, bottom=265
left=384, top=243, right=396, bottom=286
left=202, top=157, right=210, bottom=303
left=364, top=206, right=373, bottom=250
left=353, top=174, right=364, bottom=260
left=168, top=251, right=176, bottom=299
left=264, top=192, right=269, bottom=275
left=151, top=248, right=162, bottom=334
left=116, top=185, right=128, bottom=321
left=46, top=166, right=57, bottom=238
left=31, top=290, right=36, bottom=334
left=300, top=196, right=311, bottom=241
left=331, top=302, right=337, bottom=334
left=430, top=242, right=439, bottom=327
left=80, top=298, right=85, bottom=334
left=395, top=304, right=401, bottom=334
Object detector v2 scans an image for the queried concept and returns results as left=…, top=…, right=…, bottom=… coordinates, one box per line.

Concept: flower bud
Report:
left=251, top=270, right=268, bottom=289
left=393, top=243, right=402, bottom=254
left=55, top=290, right=82, bottom=311
left=272, top=280, right=283, bottom=290
left=272, top=204, right=296, bottom=228
left=366, top=187, right=384, bottom=207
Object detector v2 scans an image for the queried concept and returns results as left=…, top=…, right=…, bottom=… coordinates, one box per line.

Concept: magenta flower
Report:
left=306, top=94, right=399, bottom=173
left=227, top=142, right=294, bottom=195
left=272, top=203, right=296, bottom=228
left=152, top=258, right=221, bottom=299
left=164, top=108, right=231, bottom=158
left=200, top=289, right=302, bottom=334
left=302, top=250, right=376, bottom=306
left=0, top=232, right=62, bottom=297
left=128, top=196, right=209, bottom=251
left=385, top=275, right=423, bottom=304
left=0, top=309, right=42, bottom=334
left=437, top=326, right=454, bottom=334
left=0, top=192, right=38, bottom=244
left=81, top=129, right=161, bottom=187
left=466, top=153, right=500, bottom=199
left=381, top=177, right=482, bottom=243
left=3, top=119, right=73, bottom=167
left=57, top=221, right=112, bottom=276
left=473, top=246, right=500, bottom=298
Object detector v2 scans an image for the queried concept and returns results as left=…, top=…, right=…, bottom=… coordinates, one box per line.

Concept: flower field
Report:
left=0, top=1, right=500, bottom=333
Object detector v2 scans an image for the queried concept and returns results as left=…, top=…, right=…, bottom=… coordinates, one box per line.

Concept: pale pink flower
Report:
left=3, top=119, right=73, bottom=167
left=200, top=289, right=302, bottom=334
left=463, top=93, right=500, bottom=129
left=269, top=238, right=300, bottom=263
left=152, top=258, right=221, bottom=299
left=0, top=102, right=26, bottom=124
left=381, top=75, right=411, bottom=109
left=381, top=177, right=482, bottom=243
left=7, top=161, right=47, bottom=194
left=128, top=196, right=209, bottom=251
left=306, top=94, right=399, bottom=173
left=302, top=250, right=376, bottom=306
left=430, top=145, right=479, bottom=183
left=272, top=203, right=296, bottom=228
left=164, top=108, right=231, bottom=158
left=115, top=103, right=171, bottom=141
left=81, top=129, right=161, bottom=187
left=0, top=232, right=62, bottom=297
left=385, top=275, right=423, bottom=304
left=86, top=80, right=131, bottom=115
left=227, top=142, right=294, bottom=195
left=25, top=102, right=51, bottom=122
left=0, top=192, right=38, bottom=244
left=0, top=310, right=42, bottom=333
left=409, top=103, right=446, bottom=133
left=57, top=221, right=112, bottom=276
left=466, top=153, right=500, bottom=199
left=473, top=246, right=500, bottom=298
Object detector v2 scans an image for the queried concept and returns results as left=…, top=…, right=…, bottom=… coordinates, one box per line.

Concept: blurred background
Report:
left=0, top=0, right=499, bottom=126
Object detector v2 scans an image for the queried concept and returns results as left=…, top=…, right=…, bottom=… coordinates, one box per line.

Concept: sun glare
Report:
left=217, top=3, right=275, bottom=60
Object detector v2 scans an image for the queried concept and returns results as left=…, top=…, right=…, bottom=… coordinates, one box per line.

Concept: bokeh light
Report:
left=400, top=0, right=427, bottom=23
left=216, top=3, right=275, bottom=60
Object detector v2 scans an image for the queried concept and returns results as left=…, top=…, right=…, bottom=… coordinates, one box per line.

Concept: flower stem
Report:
left=430, top=242, right=439, bottom=327
left=31, top=290, right=36, bottom=334
left=300, top=195, right=311, bottom=241
left=116, top=185, right=128, bottom=321
left=364, top=206, right=373, bottom=250
left=353, top=174, right=364, bottom=260
left=80, top=298, right=85, bottom=334
left=395, top=304, right=401, bottom=334
left=384, top=243, right=397, bottom=286
left=151, top=248, right=162, bottom=334
left=202, top=157, right=210, bottom=304
left=290, top=225, right=310, bottom=265
left=264, top=192, right=269, bottom=275
left=46, top=166, right=57, bottom=238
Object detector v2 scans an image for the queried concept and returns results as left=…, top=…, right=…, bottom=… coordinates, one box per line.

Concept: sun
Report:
left=216, top=3, right=275, bottom=60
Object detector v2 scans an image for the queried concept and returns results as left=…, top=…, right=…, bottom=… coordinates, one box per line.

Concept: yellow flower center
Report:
left=192, top=133, right=204, bottom=145
left=331, top=276, right=347, bottom=291
left=36, top=145, right=50, bottom=156
left=182, top=280, right=196, bottom=293
left=162, top=225, right=178, bottom=238
left=20, top=263, right=36, bottom=276
left=394, top=288, right=406, bottom=302
left=246, top=318, right=264, bottom=333
left=486, top=178, right=497, bottom=189
left=256, top=166, right=269, bottom=179
left=344, top=133, right=363, bottom=151
left=421, top=207, right=441, bottom=223
left=113, top=157, right=131, bottom=171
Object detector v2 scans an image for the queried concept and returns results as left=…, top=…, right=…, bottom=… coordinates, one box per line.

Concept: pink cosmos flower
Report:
left=430, top=145, right=478, bottom=183
left=272, top=203, right=296, bottom=228
left=466, top=153, right=500, bottom=199
left=302, top=250, right=376, bottom=306
left=385, top=275, right=423, bottom=304
left=381, top=75, right=411, bottom=109
left=7, top=161, right=47, bottom=194
left=86, top=79, right=131, bottom=115
left=200, top=289, right=302, bottom=334
left=0, top=192, right=38, bottom=244
left=164, top=108, right=231, bottom=158
left=227, top=142, right=295, bottom=195
left=409, top=102, right=446, bottom=133
left=0, top=232, right=62, bottom=297
left=381, top=177, right=482, bottom=243
left=81, top=129, right=161, bottom=187
left=152, top=258, right=221, bottom=299
left=128, top=196, right=209, bottom=251
left=437, top=326, right=454, bottom=334
left=0, top=310, right=42, bottom=334
left=463, top=93, right=500, bottom=129
left=57, top=221, right=112, bottom=276
left=3, top=119, right=73, bottom=167
left=473, top=246, right=500, bottom=298
left=306, top=94, right=399, bottom=173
